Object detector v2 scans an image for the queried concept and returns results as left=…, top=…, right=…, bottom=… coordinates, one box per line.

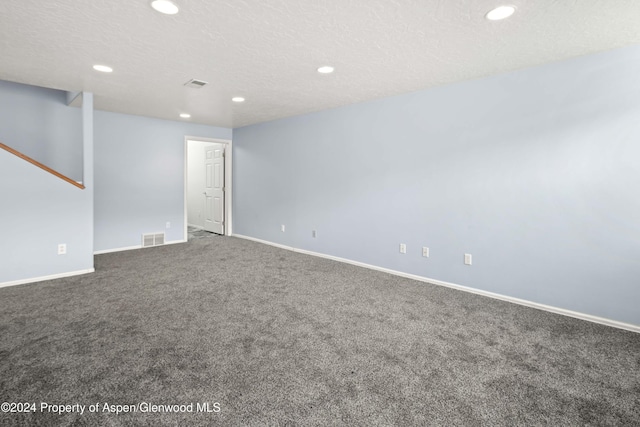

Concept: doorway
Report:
left=185, top=137, right=232, bottom=240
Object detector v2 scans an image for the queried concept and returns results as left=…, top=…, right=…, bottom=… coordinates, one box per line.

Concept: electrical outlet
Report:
left=281, top=225, right=285, bottom=232
left=312, top=230, right=317, bottom=238
left=399, top=243, right=407, bottom=254
left=58, top=244, right=67, bottom=255
left=166, top=222, right=171, bottom=229
left=464, top=253, right=472, bottom=265
left=422, top=247, right=429, bottom=257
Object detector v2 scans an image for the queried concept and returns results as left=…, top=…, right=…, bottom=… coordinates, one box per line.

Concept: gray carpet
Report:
left=1, top=235, right=639, bottom=426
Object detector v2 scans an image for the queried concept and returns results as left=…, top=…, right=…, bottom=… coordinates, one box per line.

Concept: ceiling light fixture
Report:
left=151, top=0, right=179, bottom=15
left=485, top=5, right=516, bottom=20
left=317, top=66, right=335, bottom=74
left=179, top=113, right=191, bottom=118
left=93, top=64, right=113, bottom=73
left=232, top=97, right=245, bottom=103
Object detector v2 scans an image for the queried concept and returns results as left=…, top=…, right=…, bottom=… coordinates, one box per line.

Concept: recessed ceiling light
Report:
left=232, top=97, right=245, bottom=103
left=179, top=113, right=191, bottom=118
left=151, top=0, right=179, bottom=15
left=317, top=66, right=335, bottom=74
left=485, top=5, right=516, bottom=20
left=93, top=64, right=113, bottom=73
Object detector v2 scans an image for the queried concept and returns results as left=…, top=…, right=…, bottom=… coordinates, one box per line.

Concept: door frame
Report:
left=184, top=136, right=233, bottom=238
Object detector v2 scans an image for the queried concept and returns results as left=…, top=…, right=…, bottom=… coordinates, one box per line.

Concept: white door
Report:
left=203, top=144, right=225, bottom=234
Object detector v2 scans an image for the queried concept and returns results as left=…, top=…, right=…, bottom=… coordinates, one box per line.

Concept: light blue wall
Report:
left=0, top=80, right=83, bottom=181
left=0, top=154, right=93, bottom=282
left=94, top=111, right=231, bottom=252
left=233, top=45, right=640, bottom=326
left=0, top=84, right=93, bottom=284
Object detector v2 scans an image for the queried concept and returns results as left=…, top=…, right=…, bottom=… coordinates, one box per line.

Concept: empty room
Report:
left=1, top=1, right=639, bottom=425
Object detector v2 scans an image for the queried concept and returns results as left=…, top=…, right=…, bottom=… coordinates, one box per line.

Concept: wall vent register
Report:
left=142, top=233, right=165, bottom=248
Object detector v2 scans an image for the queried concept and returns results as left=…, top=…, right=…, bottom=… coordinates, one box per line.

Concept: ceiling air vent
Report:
left=184, top=79, right=208, bottom=88
left=142, top=232, right=166, bottom=248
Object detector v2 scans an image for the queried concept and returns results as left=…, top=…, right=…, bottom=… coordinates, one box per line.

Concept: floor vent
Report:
left=142, top=233, right=165, bottom=248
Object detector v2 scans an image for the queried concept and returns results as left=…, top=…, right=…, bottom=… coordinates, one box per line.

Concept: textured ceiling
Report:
left=1, top=0, right=640, bottom=128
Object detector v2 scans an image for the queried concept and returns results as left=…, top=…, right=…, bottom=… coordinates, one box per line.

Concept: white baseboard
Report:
left=232, top=234, right=640, bottom=334
left=0, top=268, right=95, bottom=289
left=94, top=245, right=141, bottom=255
left=94, top=239, right=186, bottom=255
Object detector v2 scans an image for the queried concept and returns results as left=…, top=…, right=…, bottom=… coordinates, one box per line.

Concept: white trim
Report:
left=93, top=239, right=186, bottom=255
left=94, top=245, right=142, bottom=255
left=0, top=268, right=95, bottom=289
left=232, top=234, right=640, bottom=334
left=184, top=136, right=233, bottom=240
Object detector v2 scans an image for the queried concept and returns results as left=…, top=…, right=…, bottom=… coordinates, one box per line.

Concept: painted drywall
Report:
left=187, top=140, right=207, bottom=228
left=94, top=111, right=231, bottom=252
left=0, top=89, right=93, bottom=284
left=0, top=154, right=93, bottom=282
left=0, top=80, right=82, bottom=181
left=233, top=44, right=640, bottom=326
